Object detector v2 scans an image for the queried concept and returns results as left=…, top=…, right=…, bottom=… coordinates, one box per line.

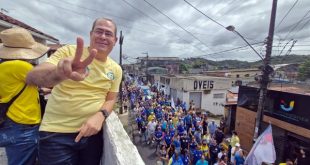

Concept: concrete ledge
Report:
left=102, top=111, right=145, bottom=165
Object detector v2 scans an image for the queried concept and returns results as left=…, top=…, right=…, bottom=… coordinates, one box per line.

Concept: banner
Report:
left=245, top=125, right=276, bottom=165
left=171, top=96, right=176, bottom=110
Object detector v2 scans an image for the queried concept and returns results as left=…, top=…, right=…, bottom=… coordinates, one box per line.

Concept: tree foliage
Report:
left=179, top=63, right=189, bottom=73
left=298, top=60, right=310, bottom=81
left=181, top=55, right=310, bottom=71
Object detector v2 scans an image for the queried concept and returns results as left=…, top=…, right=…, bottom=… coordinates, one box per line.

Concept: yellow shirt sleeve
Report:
left=47, top=45, right=75, bottom=65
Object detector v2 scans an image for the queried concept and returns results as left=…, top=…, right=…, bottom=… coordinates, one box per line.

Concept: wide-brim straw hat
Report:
left=0, top=27, right=49, bottom=60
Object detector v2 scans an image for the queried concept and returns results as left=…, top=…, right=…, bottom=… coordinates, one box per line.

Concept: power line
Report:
left=50, top=0, right=160, bottom=28
left=276, top=8, right=310, bottom=55
left=278, top=39, right=294, bottom=56
left=183, top=0, right=226, bottom=29
left=142, top=0, right=213, bottom=52
left=275, top=0, right=298, bottom=29
left=282, top=9, right=310, bottom=41
left=38, top=0, right=156, bottom=35
left=289, top=17, right=310, bottom=39
left=182, top=0, right=235, bottom=30
left=193, top=41, right=264, bottom=58
left=119, top=0, right=207, bottom=53
left=285, top=40, right=297, bottom=55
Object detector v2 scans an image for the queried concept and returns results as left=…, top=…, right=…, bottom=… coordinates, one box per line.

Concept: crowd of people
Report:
left=123, top=78, right=244, bottom=165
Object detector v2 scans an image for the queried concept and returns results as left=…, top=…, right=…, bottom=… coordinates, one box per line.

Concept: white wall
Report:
left=201, top=89, right=227, bottom=115
left=102, top=112, right=145, bottom=165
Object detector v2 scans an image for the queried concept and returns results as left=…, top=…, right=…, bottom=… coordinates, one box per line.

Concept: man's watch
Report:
left=99, top=109, right=110, bottom=119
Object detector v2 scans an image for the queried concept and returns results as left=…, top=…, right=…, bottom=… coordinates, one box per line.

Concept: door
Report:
left=170, top=88, right=177, bottom=102
left=189, top=92, right=202, bottom=110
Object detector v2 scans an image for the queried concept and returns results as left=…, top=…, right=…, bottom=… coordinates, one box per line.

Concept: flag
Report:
left=171, top=96, right=176, bottom=110
left=244, top=125, right=276, bottom=165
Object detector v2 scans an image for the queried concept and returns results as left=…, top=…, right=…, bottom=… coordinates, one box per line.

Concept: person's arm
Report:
left=75, top=91, right=118, bottom=142
left=26, top=62, right=65, bottom=87
left=26, top=37, right=96, bottom=87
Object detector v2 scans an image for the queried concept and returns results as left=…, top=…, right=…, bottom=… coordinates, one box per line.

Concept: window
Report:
left=166, top=79, right=170, bottom=85
left=213, top=93, right=224, bottom=99
left=160, top=77, right=165, bottom=84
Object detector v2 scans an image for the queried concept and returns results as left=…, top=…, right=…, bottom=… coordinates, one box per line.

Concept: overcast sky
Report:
left=1, top=0, right=310, bottom=63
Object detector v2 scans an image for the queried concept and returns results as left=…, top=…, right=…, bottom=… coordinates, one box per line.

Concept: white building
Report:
left=156, top=75, right=232, bottom=115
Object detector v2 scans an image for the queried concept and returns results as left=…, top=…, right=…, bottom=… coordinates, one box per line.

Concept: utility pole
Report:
left=119, top=31, right=124, bottom=114
left=253, top=0, right=278, bottom=141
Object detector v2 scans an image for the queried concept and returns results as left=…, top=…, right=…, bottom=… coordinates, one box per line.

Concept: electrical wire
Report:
left=289, top=17, right=310, bottom=40
left=142, top=0, right=213, bottom=52
left=282, top=9, right=310, bottom=41
left=49, top=0, right=160, bottom=28
left=275, top=0, right=299, bottom=29
left=119, top=0, right=208, bottom=53
left=183, top=0, right=226, bottom=29
left=192, top=41, right=264, bottom=58
left=38, top=0, right=156, bottom=35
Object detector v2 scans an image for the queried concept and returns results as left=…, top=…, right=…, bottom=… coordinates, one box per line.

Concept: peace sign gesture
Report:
left=57, top=37, right=97, bottom=81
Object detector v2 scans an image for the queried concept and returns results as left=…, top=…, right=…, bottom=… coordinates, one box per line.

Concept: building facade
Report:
left=236, top=86, right=310, bottom=164
left=203, top=68, right=260, bottom=86
left=156, top=75, right=232, bottom=115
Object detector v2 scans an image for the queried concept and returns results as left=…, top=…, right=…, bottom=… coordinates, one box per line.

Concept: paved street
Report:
left=133, top=137, right=159, bottom=165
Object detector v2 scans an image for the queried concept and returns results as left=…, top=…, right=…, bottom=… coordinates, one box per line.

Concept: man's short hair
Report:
left=91, top=18, right=117, bottom=37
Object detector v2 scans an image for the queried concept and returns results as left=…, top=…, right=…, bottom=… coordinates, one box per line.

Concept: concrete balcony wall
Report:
left=102, top=111, right=145, bottom=165
left=0, top=112, right=144, bottom=165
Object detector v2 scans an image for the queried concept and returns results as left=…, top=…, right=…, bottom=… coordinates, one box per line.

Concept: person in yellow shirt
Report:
left=172, top=114, right=179, bottom=126
left=279, top=159, right=293, bottom=165
left=200, top=139, right=211, bottom=160
left=148, top=112, right=156, bottom=122
left=26, top=18, right=122, bottom=165
left=230, top=130, right=240, bottom=147
left=0, top=27, right=49, bottom=165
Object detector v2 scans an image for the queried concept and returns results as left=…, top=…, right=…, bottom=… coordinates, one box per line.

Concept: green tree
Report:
left=298, top=60, right=310, bottom=81
left=192, top=59, right=205, bottom=68
left=180, top=63, right=189, bottom=73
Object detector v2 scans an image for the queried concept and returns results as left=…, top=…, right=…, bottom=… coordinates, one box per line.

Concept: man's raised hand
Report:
left=57, top=37, right=97, bottom=81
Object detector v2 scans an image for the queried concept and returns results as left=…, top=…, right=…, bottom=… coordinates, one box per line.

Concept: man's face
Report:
left=90, top=19, right=117, bottom=55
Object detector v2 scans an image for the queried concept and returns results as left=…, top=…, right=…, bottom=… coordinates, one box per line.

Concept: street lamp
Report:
left=226, top=26, right=264, bottom=61
left=226, top=19, right=276, bottom=143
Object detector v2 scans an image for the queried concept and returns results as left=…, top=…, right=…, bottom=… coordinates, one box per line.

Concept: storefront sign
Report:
left=267, top=91, right=310, bottom=129
left=238, top=86, right=310, bottom=129
left=193, top=80, right=214, bottom=90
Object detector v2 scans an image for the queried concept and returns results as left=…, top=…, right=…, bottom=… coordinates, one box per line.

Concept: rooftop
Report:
left=137, top=56, right=180, bottom=61
left=0, top=12, right=59, bottom=43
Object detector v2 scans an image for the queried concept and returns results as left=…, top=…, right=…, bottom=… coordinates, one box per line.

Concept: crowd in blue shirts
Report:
left=124, top=78, right=235, bottom=165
